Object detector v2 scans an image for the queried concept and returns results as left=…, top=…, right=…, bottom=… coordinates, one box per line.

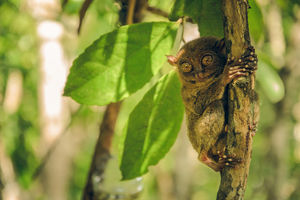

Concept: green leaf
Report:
left=169, top=0, right=223, bottom=37
left=248, top=0, right=264, bottom=42
left=64, top=22, right=178, bottom=105
left=120, top=71, right=184, bottom=180
left=256, top=60, right=285, bottom=103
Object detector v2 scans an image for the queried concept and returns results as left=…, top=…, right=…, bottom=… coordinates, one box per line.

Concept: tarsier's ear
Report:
left=215, top=38, right=226, bottom=56
left=166, top=55, right=178, bottom=66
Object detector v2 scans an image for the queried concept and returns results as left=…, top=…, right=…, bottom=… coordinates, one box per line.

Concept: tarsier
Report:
left=167, top=36, right=258, bottom=171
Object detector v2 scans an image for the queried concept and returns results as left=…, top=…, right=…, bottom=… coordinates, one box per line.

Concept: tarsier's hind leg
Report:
left=198, top=151, right=241, bottom=172
left=198, top=138, right=242, bottom=172
left=198, top=154, right=224, bottom=172
left=188, top=101, right=227, bottom=171
left=190, top=100, right=241, bottom=171
left=198, top=46, right=258, bottom=171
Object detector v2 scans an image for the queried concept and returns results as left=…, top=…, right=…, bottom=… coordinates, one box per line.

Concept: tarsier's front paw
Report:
left=224, top=46, right=258, bottom=84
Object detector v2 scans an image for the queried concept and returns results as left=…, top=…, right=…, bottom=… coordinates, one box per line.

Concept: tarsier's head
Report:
left=168, top=36, right=226, bottom=85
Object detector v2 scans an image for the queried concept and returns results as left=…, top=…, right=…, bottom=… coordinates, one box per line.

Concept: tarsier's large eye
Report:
left=201, top=55, right=213, bottom=66
left=181, top=63, right=193, bottom=72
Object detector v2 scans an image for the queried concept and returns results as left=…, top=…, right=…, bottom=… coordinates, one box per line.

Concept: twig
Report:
left=126, top=0, right=137, bottom=25
left=78, top=0, right=94, bottom=34
left=146, top=5, right=169, bottom=18
left=82, top=102, right=121, bottom=200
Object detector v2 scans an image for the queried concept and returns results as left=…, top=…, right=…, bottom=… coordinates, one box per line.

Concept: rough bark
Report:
left=217, top=0, right=257, bottom=199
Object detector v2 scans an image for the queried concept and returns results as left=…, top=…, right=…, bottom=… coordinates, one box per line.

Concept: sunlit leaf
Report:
left=169, top=0, right=223, bottom=37
left=256, top=60, right=285, bottom=103
left=64, top=22, right=178, bottom=105
left=120, top=71, right=184, bottom=180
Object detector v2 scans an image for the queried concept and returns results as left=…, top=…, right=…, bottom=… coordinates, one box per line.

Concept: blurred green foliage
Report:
left=0, top=0, right=39, bottom=187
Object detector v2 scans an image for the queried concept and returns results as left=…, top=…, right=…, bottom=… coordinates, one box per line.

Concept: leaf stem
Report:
left=146, top=5, right=169, bottom=18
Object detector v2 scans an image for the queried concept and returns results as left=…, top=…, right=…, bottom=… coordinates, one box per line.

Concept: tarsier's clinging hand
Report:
left=167, top=36, right=258, bottom=171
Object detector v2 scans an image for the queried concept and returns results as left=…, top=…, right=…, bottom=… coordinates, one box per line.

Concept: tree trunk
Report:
left=217, top=0, right=258, bottom=199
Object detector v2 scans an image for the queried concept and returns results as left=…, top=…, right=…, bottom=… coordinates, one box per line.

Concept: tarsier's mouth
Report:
left=195, top=72, right=215, bottom=81
left=182, top=71, right=219, bottom=84
left=183, top=73, right=214, bottom=84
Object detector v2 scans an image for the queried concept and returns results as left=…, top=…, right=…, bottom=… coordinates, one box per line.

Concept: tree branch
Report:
left=217, top=0, right=258, bottom=199
left=77, top=0, right=94, bottom=34
left=82, top=102, right=121, bottom=200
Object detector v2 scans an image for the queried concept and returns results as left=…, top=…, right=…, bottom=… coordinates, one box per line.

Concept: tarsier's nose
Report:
left=195, top=66, right=205, bottom=73
left=195, top=72, right=205, bottom=80
left=195, top=73, right=202, bottom=80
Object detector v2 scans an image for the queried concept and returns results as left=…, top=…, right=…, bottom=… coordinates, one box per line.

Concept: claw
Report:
left=225, top=46, right=257, bottom=81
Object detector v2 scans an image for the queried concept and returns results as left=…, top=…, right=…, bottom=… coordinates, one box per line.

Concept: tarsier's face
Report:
left=168, top=37, right=226, bottom=85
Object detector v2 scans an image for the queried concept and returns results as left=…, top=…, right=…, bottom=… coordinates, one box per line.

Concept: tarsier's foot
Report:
left=199, top=151, right=241, bottom=172
left=216, top=150, right=241, bottom=169
left=224, top=46, right=258, bottom=84
left=238, top=46, right=258, bottom=71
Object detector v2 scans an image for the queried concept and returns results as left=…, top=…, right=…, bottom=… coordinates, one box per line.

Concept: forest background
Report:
left=1, top=0, right=300, bottom=199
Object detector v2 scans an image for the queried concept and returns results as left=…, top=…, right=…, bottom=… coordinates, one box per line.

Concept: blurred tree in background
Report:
left=1, top=0, right=300, bottom=200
